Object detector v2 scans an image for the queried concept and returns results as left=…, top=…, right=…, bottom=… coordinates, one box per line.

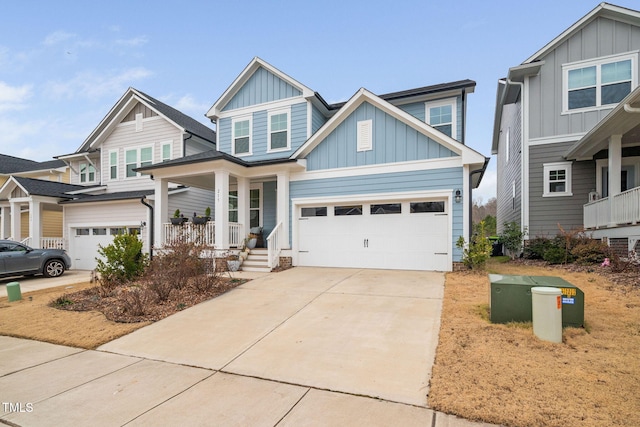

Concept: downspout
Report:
left=140, top=197, right=154, bottom=261
left=469, top=157, right=491, bottom=242
left=460, top=88, right=466, bottom=144
left=183, top=131, right=193, bottom=157
left=623, top=104, right=640, bottom=113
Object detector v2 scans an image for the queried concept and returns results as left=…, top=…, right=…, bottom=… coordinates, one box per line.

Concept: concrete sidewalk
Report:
left=0, top=268, right=500, bottom=426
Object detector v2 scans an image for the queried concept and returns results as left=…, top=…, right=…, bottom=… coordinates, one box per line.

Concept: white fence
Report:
left=584, top=186, right=640, bottom=229
left=162, top=221, right=243, bottom=248
left=266, top=221, right=283, bottom=269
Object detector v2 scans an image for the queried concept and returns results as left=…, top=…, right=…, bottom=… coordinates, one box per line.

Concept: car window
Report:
left=0, top=243, right=27, bottom=252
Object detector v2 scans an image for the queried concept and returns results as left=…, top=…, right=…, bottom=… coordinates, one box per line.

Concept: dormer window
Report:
left=268, top=110, right=290, bottom=151
left=233, top=117, right=252, bottom=156
left=426, top=98, right=457, bottom=139
left=79, top=162, right=96, bottom=183
left=563, top=52, right=636, bottom=112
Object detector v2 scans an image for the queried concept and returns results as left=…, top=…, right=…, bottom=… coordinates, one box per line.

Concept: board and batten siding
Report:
left=217, top=102, right=308, bottom=161
left=496, top=102, right=523, bottom=234
left=289, top=167, right=464, bottom=260
left=398, top=95, right=463, bottom=141
left=311, top=105, right=327, bottom=134
left=222, top=67, right=302, bottom=111
left=528, top=143, right=595, bottom=237
left=305, top=102, right=457, bottom=171
left=77, top=116, right=182, bottom=192
left=529, top=16, right=640, bottom=140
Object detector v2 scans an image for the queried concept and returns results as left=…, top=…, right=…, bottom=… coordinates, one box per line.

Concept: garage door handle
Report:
left=364, top=238, right=369, bottom=248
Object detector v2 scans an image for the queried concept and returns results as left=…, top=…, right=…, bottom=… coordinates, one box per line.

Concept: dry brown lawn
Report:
left=429, top=260, right=640, bottom=427
left=0, top=282, right=150, bottom=349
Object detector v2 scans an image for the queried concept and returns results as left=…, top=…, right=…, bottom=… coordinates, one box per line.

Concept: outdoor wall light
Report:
left=454, top=189, right=462, bottom=203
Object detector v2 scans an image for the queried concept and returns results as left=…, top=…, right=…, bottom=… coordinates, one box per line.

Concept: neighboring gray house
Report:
left=493, top=2, right=640, bottom=254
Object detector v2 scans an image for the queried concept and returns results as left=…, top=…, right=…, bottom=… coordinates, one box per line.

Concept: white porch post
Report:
left=215, top=170, right=230, bottom=249
left=0, top=205, right=10, bottom=239
left=277, top=171, right=290, bottom=248
left=10, top=201, right=21, bottom=241
left=29, top=199, right=42, bottom=248
left=237, top=176, right=250, bottom=240
left=154, top=178, right=168, bottom=248
left=608, top=134, right=622, bottom=226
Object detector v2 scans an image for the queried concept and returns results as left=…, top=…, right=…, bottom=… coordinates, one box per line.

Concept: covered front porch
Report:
left=140, top=151, right=305, bottom=269
left=566, top=87, right=640, bottom=243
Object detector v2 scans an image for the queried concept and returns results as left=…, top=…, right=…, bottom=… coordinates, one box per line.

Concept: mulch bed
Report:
left=50, top=276, right=247, bottom=323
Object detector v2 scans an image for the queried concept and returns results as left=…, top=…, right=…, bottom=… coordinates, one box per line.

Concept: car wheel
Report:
left=43, top=259, right=65, bottom=278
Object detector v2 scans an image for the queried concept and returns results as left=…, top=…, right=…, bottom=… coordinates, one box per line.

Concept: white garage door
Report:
left=71, top=227, right=140, bottom=270
left=297, top=200, right=450, bottom=271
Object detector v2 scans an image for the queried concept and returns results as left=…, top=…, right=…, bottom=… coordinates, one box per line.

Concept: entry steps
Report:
left=241, top=248, right=271, bottom=272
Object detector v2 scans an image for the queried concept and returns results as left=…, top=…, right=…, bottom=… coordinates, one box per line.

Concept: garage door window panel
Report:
left=93, top=228, right=107, bottom=236
left=76, top=228, right=90, bottom=236
left=371, top=203, right=401, bottom=214
left=335, top=205, right=363, bottom=216
left=410, top=201, right=445, bottom=213
left=301, top=207, right=327, bottom=217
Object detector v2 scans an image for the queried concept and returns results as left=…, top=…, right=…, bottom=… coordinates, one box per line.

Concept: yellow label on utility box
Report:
left=560, top=288, right=576, bottom=297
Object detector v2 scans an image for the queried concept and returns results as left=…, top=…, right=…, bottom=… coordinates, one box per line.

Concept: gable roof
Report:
left=524, top=3, right=640, bottom=64
left=66, top=87, right=216, bottom=156
left=0, top=154, right=66, bottom=174
left=0, top=176, right=86, bottom=199
left=207, top=57, right=318, bottom=120
left=291, top=87, right=487, bottom=167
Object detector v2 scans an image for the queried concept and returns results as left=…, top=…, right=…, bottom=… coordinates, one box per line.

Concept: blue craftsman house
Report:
left=139, top=57, right=488, bottom=271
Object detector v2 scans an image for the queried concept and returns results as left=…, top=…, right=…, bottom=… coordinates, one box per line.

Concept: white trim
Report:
left=135, top=113, right=143, bottom=132
left=79, top=161, right=97, bottom=184
left=543, top=161, right=573, bottom=197
left=522, top=76, right=530, bottom=236
left=505, top=127, right=510, bottom=164
left=529, top=133, right=585, bottom=146
left=425, top=97, right=457, bottom=139
left=160, top=140, right=173, bottom=162
left=231, top=115, right=253, bottom=157
left=216, top=97, right=304, bottom=121
left=290, top=157, right=462, bottom=182
left=124, top=144, right=154, bottom=179
left=561, top=51, right=638, bottom=114
left=356, top=119, right=373, bottom=152
left=267, top=107, right=291, bottom=153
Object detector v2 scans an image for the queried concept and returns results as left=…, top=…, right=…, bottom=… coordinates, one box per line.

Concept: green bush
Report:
left=542, top=245, right=566, bottom=264
left=571, top=239, right=609, bottom=265
left=456, top=220, right=492, bottom=270
left=524, top=237, right=554, bottom=259
left=499, top=222, right=526, bottom=259
left=95, top=232, right=148, bottom=291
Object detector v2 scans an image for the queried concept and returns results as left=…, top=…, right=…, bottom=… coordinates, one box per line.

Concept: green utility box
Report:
left=488, top=275, right=584, bottom=327
left=6, top=282, right=22, bottom=302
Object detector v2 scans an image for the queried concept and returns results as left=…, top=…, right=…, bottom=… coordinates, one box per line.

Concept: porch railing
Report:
left=584, top=186, right=640, bottom=229
left=266, top=221, right=283, bottom=269
left=162, top=221, right=243, bottom=248
left=41, top=237, right=66, bottom=250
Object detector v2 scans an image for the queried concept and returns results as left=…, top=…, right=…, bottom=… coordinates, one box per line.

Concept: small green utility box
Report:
left=488, top=274, right=584, bottom=327
left=6, top=282, right=22, bottom=302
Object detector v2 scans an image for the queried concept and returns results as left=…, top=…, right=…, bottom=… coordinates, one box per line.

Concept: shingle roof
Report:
left=134, top=89, right=217, bottom=143
left=13, top=177, right=87, bottom=198
left=59, top=189, right=155, bottom=204
left=0, top=154, right=66, bottom=174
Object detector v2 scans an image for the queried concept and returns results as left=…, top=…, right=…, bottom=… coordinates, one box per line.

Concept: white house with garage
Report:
left=53, top=88, right=217, bottom=270
left=139, top=57, right=489, bottom=271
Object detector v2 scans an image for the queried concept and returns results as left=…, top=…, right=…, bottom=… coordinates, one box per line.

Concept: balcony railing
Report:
left=584, top=186, right=640, bottom=229
left=266, top=221, right=283, bottom=269
left=162, top=221, right=243, bottom=248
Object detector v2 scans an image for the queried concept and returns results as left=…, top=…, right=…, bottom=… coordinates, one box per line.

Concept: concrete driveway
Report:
left=0, top=269, right=92, bottom=297
left=1, top=267, right=497, bottom=426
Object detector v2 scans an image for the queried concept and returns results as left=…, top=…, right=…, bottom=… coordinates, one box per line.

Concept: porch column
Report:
left=10, top=201, right=21, bottom=241
left=154, top=178, right=168, bottom=249
left=608, top=134, right=622, bottom=226
left=237, top=176, right=250, bottom=240
left=0, top=205, right=10, bottom=239
left=215, top=170, right=230, bottom=249
left=276, top=171, right=290, bottom=249
left=29, top=199, right=42, bottom=248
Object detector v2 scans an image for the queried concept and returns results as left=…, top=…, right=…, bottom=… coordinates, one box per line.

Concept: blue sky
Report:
left=2, top=0, right=639, bottom=202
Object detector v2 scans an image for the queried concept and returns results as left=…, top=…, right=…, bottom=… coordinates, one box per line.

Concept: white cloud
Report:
left=45, top=67, right=153, bottom=100
left=0, top=82, right=33, bottom=112
left=171, top=94, right=209, bottom=113
left=43, top=31, right=75, bottom=46
left=115, top=36, right=149, bottom=47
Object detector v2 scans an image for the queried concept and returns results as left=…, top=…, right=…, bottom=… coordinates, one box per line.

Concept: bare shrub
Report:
left=142, top=239, right=211, bottom=301
left=118, top=286, right=154, bottom=316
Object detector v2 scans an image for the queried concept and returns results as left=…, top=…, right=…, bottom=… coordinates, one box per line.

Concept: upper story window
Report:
left=109, top=150, right=118, bottom=180
left=125, top=146, right=153, bottom=178
left=543, top=162, right=572, bottom=197
left=79, top=162, right=96, bottom=183
left=233, top=117, right=252, bottom=156
left=426, top=98, right=457, bottom=138
left=268, top=110, right=290, bottom=151
left=161, top=141, right=172, bottom=162
left=563, top=52, right=636, bottom=112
